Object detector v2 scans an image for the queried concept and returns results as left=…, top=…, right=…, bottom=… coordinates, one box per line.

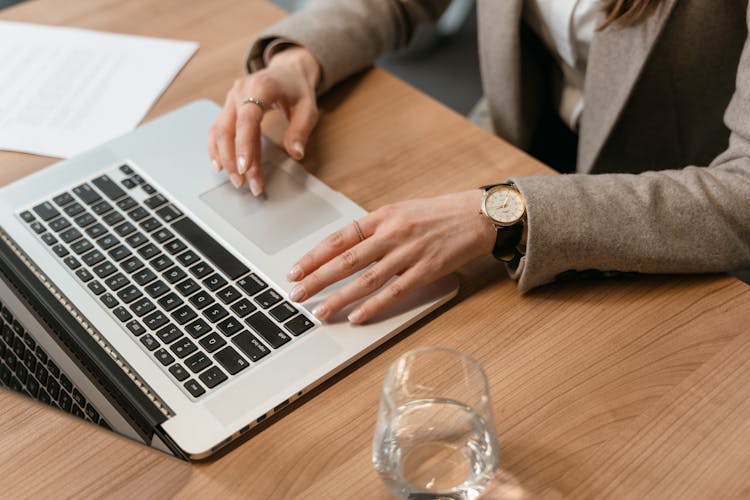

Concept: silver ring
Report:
left=353, top=220, right=365, bottom=242
left=241, top=96, right=268, bottom=112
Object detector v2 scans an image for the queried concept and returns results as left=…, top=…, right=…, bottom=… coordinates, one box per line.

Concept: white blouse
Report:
left=523, top=0, right=603, bottom=130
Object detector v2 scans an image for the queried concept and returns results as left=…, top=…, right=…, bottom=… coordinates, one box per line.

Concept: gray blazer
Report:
left=247, top=0, right=750, bottom=290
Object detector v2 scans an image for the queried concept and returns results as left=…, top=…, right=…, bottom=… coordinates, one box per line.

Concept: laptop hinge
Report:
left=0, top=226, right=173, bottom=441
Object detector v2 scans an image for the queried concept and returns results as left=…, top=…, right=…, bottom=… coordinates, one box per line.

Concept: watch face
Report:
left=484, top=186, right=525, bottom=225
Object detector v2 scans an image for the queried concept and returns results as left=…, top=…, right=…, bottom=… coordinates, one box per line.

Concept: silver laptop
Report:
left=0, top=100, right=458, bottom=459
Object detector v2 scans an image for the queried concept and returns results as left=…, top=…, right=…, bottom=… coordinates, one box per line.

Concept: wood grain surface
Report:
left=0, top=1, right=749, bottom=498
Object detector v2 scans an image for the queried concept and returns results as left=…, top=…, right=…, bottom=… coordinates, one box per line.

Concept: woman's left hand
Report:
left=286, top=190, right=497, bottom=324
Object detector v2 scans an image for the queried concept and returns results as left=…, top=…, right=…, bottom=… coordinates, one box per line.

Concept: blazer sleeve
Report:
left=246, top=0, right=449, bottom=94
left=508, top=9, right=750, bottom=291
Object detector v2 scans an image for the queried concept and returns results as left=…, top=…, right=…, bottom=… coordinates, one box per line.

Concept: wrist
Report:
left=268, top=46, right=321, bottom=91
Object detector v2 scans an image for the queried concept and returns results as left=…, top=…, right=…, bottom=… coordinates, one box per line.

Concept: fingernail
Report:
left=249, top=178, right=262, bottom=197
left=237, top=156, right=247, bottom=174
left=287, top=265, right=302, bottom=282
left=293, top=142, right=304, bottom=159
left=212, top=159, right=221, bottom=171
left=312, top=303, right=328, bottom=320
left=348, top=308, right=364, bottom=324
left=230, top=173, right=244, bottom=188
left=289, top=285, right=305, bottom=302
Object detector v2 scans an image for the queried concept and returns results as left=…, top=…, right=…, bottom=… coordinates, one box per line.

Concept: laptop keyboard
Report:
left=0, top=299, right=110, bottom=429
left=18, top=164, right=315, bottom=400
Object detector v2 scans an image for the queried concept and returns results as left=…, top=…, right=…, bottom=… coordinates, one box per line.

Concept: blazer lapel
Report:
left=578, top=0, right=678, bottom=173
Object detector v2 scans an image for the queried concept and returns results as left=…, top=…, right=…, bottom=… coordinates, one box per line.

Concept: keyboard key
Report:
left=270, top=302, right=297, bottom=322
left=114, top=221, right=137, bottom=237
left=96, top=233, right=119, bottom=250
left=172, top=217, right=250, bottom=281
left=122, top=178, right=137, bottom=189
left=63, top=256, right=81, bottom=270
left=71, top=404, right=85, bottom=418
left=29, top=221, right=45, bottom=234
left=105, top=272, right=129, bottom=291
left=199, top=332, right=226, bottom=353
left=125, top=231, right=148, bottom=248
left=49, top=217, right=71, bottom=232
left=59, top=391, right=72, bottom=411
left=230, top=298, right=257, bottom=318
left=20, top=210, right=35, bottom=222
left=52, top=244, right=69, bottom=258
left=41, top=232, right=58, bottom=246
left=203, top=303, right=228, bottom=323
left=176, top=250, right=200, bottom=266
left=163, top=266, right=187, bottom=284
left=102, top=211, right=124, bottom=227
left=245, top=312, right=290, bottom=349
left=199, top=366, right=228, bottom=388
left=217, top=316, right=243, bottom=337
left=93, top=261, right=117, bottom=279
left=154, top=348, right=175, bottom=366
left=87, top=280, right=106, bottom=295
left=144, top=194, right=167, bottom=209
left=185, top=351, right=211, bottom=373
left=73, top=184, right=102, bottom=205
left=92, top=175, right=126, bottom=201
left=169, top=363, right=189, bottom=381
left=285, top=314, right=314, bottom=336
left=59, top=227, right=82, bottom=243
left=142, top=183, right=156, bottom=194
left=189, top=261, right=213, bottom=279
left=81, top=249, right=105, bottom=266
left=75, top=268, right=93, bottom=282
left=232, top=331, right=271, bottom=362
left=203, top=273, right=227, bottom=291
left=175, top=278, right=200, bottom=296
left=113, top=306, right=132, bottom=322
left=100, top=293, right=118, bottom=309
left=217, top=285, right=241, bottom=304
left=119, top=164, right=134, bottom=175
left=185, top=318, right=211, bottom=338
left=156, top=324, right=182, bottom=344
left=188, top=290, right=214, bottom=309
left=140, top=334, right=159, bottom=351
left=60, top=374, right=73, bottom=393
left=171, top=338, right=197, bottom=359
left=116, top=196, right=137, bottom=211
left=156, top=205, right=182, bottom=223
left=129, top=207, right=149, bottom=221
left=158, top=292, right=184, bottom=311
left=47, top=378, right=61, bottom=401
left=53, top=192, right=74, bottom=207
left=116, top=284, right=142, bottom=303
left=164, top=239, right=187, bottom=255
left=126, top=319, right=146, bottom=336
left=131, top=297, right=156, bottom=317
left=137, top=243, right=160, bottom=259
left=132, top=175, right=144, bottom=185
left=84, top=403, right=100, bottom=423
left=151, top=255, right=173, bottom=272
left=47, top=360, right=60, bottom=379
left=121, top=256, right=144, bottom=274
left=91, top=200, right=113, bottom=216
left=33, top=202, right=60, bottom=221
left=108, top=245, right=131, bottom=261
left=144, top=311, right=169, bottom=330
left=171, top=305, right=197, bottom=325
left=214, top=346, right=250, bottom=375
left=140, top=217, right=162, bottom=232
left=237, top=274, right=267, bottom=296
left=74, top=212, right=96, bottom=228
left=133, top=268, right=157, bottom=286
left=254, top=289, right=282, bottom=309
left=63, top=202, right=85, bottom=217
left=144, top=280, right=169, bottom=298
left=184, top=379, right=205, bottom=398
left=153, top=228, right=174, bottom=244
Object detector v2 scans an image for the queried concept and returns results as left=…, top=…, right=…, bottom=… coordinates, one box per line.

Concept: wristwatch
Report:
left=480, top=183, right=526, bottom=262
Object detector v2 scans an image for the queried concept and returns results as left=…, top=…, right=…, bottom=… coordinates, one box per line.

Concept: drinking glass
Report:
left=372, top=347, right=500, bottom=499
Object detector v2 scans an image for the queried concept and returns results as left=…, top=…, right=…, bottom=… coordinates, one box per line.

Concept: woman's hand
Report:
left=287, top=190, right=497, bottom=324
left=208, top=46, right=321, bottom=196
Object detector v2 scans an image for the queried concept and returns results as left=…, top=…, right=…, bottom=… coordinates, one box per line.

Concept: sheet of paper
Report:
left=0, top=21, right=198, bottom=158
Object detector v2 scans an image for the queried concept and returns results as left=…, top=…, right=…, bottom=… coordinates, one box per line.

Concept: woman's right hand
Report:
left=208, top=46, right=321, bottom=196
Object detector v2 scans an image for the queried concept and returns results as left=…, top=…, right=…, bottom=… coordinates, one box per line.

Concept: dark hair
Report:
left=601, top=0, right=664, bottom=29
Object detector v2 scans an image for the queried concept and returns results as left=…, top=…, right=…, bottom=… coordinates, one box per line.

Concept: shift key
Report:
left=232, top=330, right=270, bottom=361
left=244, top=312, right=289, bottom=349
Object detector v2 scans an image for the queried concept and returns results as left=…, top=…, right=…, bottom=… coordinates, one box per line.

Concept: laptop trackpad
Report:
left=199, top=166, right=341, bottom=255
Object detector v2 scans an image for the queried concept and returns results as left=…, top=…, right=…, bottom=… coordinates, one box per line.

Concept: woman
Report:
left=208, top=0, right=750, bottom=324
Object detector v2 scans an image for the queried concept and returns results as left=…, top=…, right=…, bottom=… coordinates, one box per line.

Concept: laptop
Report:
left=0, top=100, right=458, bottom=459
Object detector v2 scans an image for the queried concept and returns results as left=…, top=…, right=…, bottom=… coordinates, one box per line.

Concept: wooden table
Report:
left=1, top=1, right=749, bottom=498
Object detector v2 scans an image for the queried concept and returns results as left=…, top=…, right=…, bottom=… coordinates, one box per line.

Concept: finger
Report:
left=310, top=251, right=410, bottom=321
left=287, top=217, right=376, bottom=282
left=234, top=98, right=265, bottom=178
left=289, top=236, right=387, bottom=303
left=208, top=125, right=221, bottom=172
left=284, top=97, right=318, bottom=160
left=245, top=130, right=264, bottom=196
left=346, top=265, right=429, bottom=324
left=216, top=96, right=239, bottom=183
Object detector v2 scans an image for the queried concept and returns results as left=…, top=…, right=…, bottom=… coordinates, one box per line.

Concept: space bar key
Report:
left=171, top=218, right=249, bottom=280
